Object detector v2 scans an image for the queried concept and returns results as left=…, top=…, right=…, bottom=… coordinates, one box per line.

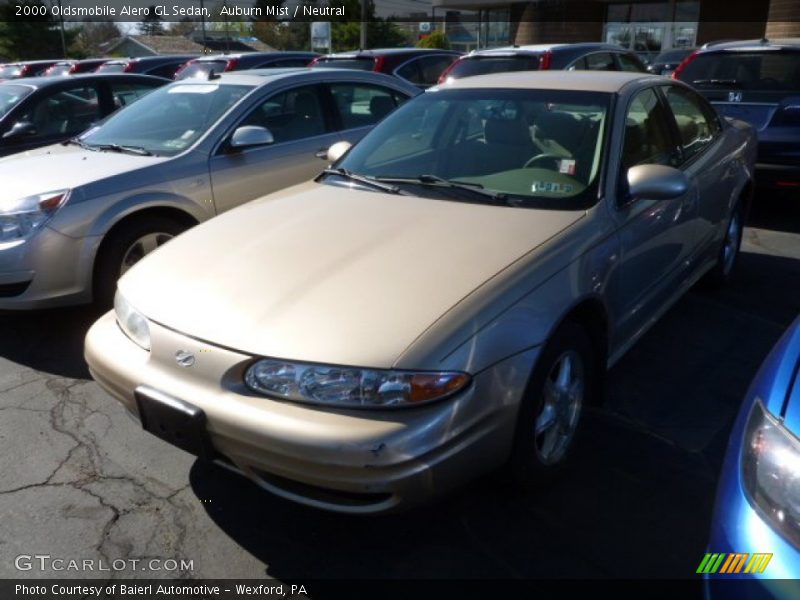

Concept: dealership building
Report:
left=432, top=0, right=800, bottom=54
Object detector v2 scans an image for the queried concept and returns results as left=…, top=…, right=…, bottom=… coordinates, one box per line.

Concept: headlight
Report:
left=114, top=291, right=151, bottom=351
left=742, top=399, right=800, bottom=547
left=245, top=358, right=471, bottom=409
left=0, top=190, right=70, bottom=243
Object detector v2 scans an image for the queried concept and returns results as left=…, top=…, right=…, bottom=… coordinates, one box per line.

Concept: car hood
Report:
left=120, top=182, right=585, bottom=369
left=0, top=144, right=169, bottom=201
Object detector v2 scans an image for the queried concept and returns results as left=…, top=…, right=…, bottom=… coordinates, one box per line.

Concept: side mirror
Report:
left=2, top=121, right=37, bottom=140
left=229, top=125, right=273, bottom=151
left=627, top=164, right=689, bottom=200
left=326, top=140, right=352, bottom=163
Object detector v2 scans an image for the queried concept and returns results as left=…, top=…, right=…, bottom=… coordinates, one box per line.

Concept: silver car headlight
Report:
left=0, top=190, right=70, bottom=244
left=114, top=291, right=151, bottom=351
left=245, top=358, right=471, bottom=409
left=742, top=399, right=800, bottom=547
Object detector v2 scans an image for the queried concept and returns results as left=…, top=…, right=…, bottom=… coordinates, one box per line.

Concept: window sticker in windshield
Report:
left=558, top=159, right=576, bottom=176
left=532, top=181, right=574, bottom=194
left=168, top=85, right=219, bottom=94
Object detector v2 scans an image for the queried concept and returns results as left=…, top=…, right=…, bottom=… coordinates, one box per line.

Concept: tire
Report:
left=701, top=198, right=745, bottom=289
left=93, top=216, right=189, bottom=308
left=509, top=321, right=596, bottom=488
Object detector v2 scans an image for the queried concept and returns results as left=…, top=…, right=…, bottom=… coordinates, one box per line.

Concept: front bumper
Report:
left=0, top=226, right=97, bottom=310
left=85, top=311, right=538, bottom=514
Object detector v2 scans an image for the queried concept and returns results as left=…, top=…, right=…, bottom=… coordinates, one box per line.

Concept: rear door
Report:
left=208, top=83, right=341, bottom=214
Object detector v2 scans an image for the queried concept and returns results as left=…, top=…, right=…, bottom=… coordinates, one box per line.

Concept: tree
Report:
left=327, top=0, right=407, bottom=51
left=167, top=18, right=196, bottom=37
left=70, top=20, right=121, bottom=58
left=416, top=30, right=450, bottom=50
left=0, top=0, right=75, bottom=59
left=138, top=5, right=165, bottom=36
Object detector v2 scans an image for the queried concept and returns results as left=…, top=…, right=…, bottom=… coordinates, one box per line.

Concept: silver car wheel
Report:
left=534, top=350, right=584, bottom=465
left=722, top=210, right=741, bottom=276
left=120, top=232, right=174, bottom=276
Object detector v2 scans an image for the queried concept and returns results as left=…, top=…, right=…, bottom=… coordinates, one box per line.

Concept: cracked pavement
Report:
left=0, top=194, right=797, bottom=580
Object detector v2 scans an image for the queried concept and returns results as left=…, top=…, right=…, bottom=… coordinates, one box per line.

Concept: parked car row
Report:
left=0, top=36, right=796, bottom=584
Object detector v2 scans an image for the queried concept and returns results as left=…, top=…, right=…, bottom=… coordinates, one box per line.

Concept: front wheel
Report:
left=509, top=321, right=597, bottom=487
left=93, top=216, right=189, bottom=308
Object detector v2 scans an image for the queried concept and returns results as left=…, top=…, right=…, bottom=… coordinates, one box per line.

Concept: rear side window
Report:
left=678, top=51, right=800, bottom=91
left=583, top=53, right=617, bottom=71
left=448, top=55, right=540, bottom=79
left=617, top=54, right=645, bottom=72
left=396, top=55, right=457, bottom=86
left=329, top=83, right=406, bottom=129
left=663, top=86, right=718, bottom=162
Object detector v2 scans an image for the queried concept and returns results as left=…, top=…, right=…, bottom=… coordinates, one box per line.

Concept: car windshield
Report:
left=0, top=84, right=32, bottom=117
left=331, top=88, right=610, bottom=209
left=313, top=57, right=376, bottom=71
left=80, top=83, right=252, bottom=156
left=176, top=61, right=227, bottom=80
left=449, top=55, right=541, bottom=79
left=679, top=50, right=800, bottom=91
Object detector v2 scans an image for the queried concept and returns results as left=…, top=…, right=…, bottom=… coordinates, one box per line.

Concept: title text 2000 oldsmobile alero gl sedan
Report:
left=86, top=71, right=757, bottom=513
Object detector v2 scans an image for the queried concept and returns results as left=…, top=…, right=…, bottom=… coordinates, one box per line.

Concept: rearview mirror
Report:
left=229, top=125, right=273, bottom=150
left=2, top=121, right=36, bottom=140
left=627, top=164, right=689, bottom=201
left=326, top=141, right=352, bottom=163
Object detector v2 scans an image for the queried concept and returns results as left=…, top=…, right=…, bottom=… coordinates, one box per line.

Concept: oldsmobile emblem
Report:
left=175, top=350, right=196, bottom=367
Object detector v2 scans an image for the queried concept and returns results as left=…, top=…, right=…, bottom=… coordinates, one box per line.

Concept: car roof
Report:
left=8, top=73, right=169, bottom=89
left=320, top=48, right=458, bottom=58
left=467, top=42, right=626, bottom=56
left=699, top=38, right=800, bottom=52
left=438, top=70, right=656, bottom=93
left=195, top=51, right=317, bottom=61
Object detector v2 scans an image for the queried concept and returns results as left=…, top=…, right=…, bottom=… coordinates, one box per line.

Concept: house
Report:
left=105, top=34, right=274, bottom=57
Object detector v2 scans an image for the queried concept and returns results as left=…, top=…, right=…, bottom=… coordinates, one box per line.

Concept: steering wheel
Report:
left=523, top=153, right=564, bottom=169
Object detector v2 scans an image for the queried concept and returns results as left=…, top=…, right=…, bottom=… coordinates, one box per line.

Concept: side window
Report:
left=617, top=54, right=644, bottom=72
left=241, top=86, right=327, bottom=144
left=584, top=53, right=617, bottom=71
left=20, top=85, right=101, bottom=138
left=329, top=83, right=403, bottom=130
left=663, top=86, right=717, bottom=163
left=567, top=57, right=587, bottom=71
left=621, top=88, right=676, bottom=173
left=414, top=54, right=458, bottom=86
left=109, top=82, right=159, bottom=109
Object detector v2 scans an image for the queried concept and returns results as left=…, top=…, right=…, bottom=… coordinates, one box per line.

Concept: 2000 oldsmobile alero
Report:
left=85, top=71, right=756, bottom=513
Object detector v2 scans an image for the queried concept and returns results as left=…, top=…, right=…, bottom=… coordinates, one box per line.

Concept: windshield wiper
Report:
left=691, top=79, right=743, bottom=87
left=62, top=137, right=95, bottom=150
left=322, top=168, right=407, bottom=195
left=92, top=143, right=154, bottom=156
left=374, top=174, right=509, bottom=204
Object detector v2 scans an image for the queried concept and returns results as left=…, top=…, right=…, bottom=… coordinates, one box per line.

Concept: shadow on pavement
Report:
left=0, top=305, right=105, bottom=379
left=747, top=192, right=800, bottom=235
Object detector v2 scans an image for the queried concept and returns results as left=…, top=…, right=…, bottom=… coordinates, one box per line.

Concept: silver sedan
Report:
left=0, top=69, right=419, bottom=308
left=86, top=71, right=756, bottom=513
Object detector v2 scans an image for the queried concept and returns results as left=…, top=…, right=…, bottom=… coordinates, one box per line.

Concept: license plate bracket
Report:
left=135, top=387, right=213, bottom=459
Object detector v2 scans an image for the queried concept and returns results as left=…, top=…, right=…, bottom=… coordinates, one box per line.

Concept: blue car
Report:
left=706, top=316, right=800, bottom=595
left=674, top=39, right=800, bottom=192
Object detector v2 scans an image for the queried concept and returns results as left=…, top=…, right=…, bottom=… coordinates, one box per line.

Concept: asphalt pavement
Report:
left=0, top=193, right=797, bottom=580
